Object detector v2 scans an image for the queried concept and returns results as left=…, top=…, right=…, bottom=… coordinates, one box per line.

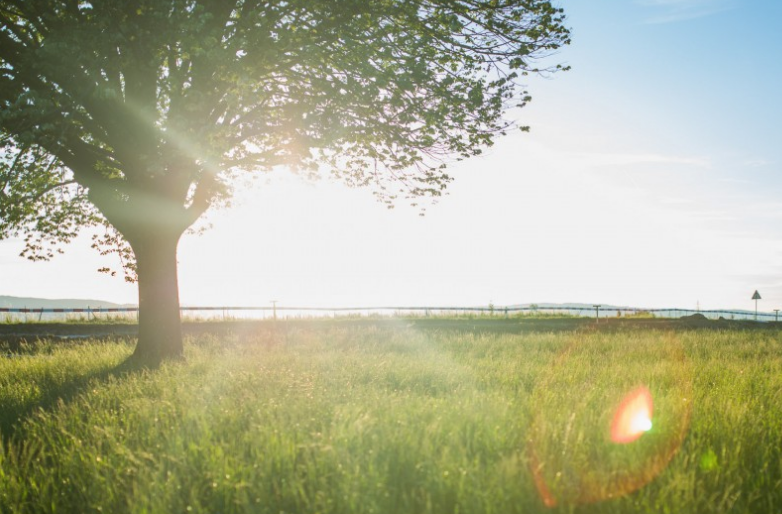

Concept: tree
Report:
left=0, top=0, right=570, bottom=362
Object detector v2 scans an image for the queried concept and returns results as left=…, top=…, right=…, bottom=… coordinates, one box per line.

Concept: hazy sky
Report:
left=2, top=0, right=782, bottom=311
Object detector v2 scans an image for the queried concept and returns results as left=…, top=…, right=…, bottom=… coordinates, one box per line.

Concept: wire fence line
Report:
left=1, top=305, right=780, bottom=322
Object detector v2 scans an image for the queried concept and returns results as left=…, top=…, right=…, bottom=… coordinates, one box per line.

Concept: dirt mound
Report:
left=679, top=313, right=712, bottom=327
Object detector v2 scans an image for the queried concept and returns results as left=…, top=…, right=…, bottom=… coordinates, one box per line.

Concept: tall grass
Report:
left=1, top=323, right=781, bottom=513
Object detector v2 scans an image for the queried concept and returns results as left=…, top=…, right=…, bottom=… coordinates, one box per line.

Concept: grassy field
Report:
left=1, top=320, right=781, bottom=513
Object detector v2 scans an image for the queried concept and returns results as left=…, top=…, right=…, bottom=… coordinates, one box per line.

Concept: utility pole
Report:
left=271, top=300, right=278, bottom=321
left=774, top=309, right=779, bottom=323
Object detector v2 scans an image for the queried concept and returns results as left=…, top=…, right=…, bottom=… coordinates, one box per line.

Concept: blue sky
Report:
left=2, top=0, right=782, bottom=311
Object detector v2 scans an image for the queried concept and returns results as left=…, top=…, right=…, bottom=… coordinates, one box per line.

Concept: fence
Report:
left=1, top=305, right=780, bottom=322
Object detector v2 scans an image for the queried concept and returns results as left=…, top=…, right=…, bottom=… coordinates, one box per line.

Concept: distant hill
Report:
left=0, top=296, right=134, bottom=309
left=507, top=302, right=630, bottom=311
left=505, top=302, right=769, bottom=320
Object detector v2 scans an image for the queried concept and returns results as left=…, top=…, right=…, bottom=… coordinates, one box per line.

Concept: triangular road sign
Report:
left=752, top=290, right=762, bottom=300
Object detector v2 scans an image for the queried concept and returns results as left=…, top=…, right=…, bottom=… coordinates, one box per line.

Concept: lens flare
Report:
left=527, top=332, right=692, bottom=507
left=610, top=386, right=654, bottom=444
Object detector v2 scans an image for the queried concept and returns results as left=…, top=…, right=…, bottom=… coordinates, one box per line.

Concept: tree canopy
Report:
left=0, top=0, right=569, bottom=360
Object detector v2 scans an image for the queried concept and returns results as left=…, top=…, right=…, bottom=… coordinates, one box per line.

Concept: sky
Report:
left=2, top=0, right=782, bottom=311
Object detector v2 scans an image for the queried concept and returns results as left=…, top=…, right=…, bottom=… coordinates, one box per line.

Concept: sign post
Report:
left=593, top=304, right=601, bottom=323
left=752, top=290, right=761, bottom=321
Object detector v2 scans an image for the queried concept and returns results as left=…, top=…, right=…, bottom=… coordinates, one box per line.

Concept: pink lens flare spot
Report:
left=610, top=386, right=653, bottom=444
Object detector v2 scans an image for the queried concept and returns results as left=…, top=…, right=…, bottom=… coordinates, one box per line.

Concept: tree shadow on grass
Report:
left=0, top=348, right=158, bottom=444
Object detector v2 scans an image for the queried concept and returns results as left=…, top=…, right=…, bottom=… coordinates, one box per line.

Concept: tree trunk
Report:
left=130, top=229, right=184, bottom=363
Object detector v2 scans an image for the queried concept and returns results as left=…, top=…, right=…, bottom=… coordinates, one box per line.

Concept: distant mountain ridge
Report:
left=0, top=297, right=765, bottom=318
left=0, top=296, right=134, bottom=309
left=506, top=302, right=767, bottom=318
left=507, top=302, right=630, bottom=310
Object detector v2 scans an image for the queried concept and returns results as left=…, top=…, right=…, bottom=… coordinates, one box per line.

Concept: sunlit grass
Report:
left=1, top=323, right=781, bottom=513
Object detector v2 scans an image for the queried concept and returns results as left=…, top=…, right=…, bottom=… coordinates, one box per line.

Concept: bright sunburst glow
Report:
left=632, top=412, right=653, bottom=433
left=610, top=386, right=654, bottom=444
